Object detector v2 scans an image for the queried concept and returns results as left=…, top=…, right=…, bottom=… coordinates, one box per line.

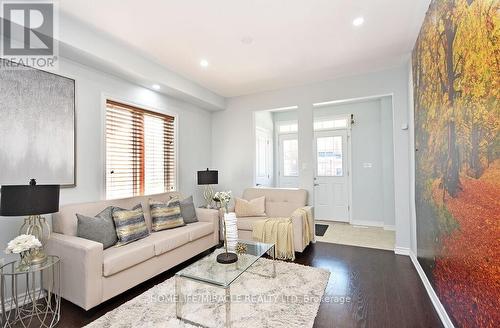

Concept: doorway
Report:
left=312, top=97, right=396, bottom=251
left=253, top=108, right=299, bottom=188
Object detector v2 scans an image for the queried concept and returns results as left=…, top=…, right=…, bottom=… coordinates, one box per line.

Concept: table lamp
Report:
left=197, top=169, right=218, bottom=208
left=1, top=179, right=60, bottom=265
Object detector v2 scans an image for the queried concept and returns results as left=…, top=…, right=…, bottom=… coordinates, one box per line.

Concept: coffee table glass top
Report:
left=176, top=240, right=274, bottom=287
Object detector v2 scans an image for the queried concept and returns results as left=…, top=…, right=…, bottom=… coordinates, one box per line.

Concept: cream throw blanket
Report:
left=252, top=217, right=295, bottom=261
left=295, top=207, right=314, bottom=247
left=252, top=207, right=314, bottom=261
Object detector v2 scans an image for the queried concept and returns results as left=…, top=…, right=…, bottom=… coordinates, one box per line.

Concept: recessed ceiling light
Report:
left=152, top=84, right=161, bottom=90
left=352, top=16, right=364, bottom=27
left=200, top=59, right=209, bottom=68
left=241, top=36, right=254, bottom=45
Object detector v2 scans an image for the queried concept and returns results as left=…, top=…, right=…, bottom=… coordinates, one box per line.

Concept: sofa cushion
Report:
left=266, top=202, right=304, bottom=218
left=148, top=228, right=190, bottom=256
left=242, top=188, right=308, bottom=217
left=235, top=196, right=266, bottom=217
left=187, top=221, right=214, bottom=241
left=236, top=216, right=266, bottom=231
left=103, top=237, right=155, bottom=277
left=76, top=206, right=118, bottom=249
left=112, top=204, right=150, bottom=246
left=180, top=196, right=198, bottom=224
left=150, top=198, right=185, bottom=231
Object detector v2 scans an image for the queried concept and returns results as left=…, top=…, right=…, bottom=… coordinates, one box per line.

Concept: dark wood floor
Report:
left=59, top=242, right=442, bottom=328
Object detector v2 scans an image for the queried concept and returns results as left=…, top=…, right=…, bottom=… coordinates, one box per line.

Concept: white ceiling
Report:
left=60, top=0, right=430, bottom=98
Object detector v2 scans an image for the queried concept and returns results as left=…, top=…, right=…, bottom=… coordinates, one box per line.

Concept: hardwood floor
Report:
left=59, top=242, right=442, bottom=328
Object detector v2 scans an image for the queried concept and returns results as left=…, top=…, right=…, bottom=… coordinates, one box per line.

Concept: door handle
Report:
left=314, top=183, right=319, bottom=186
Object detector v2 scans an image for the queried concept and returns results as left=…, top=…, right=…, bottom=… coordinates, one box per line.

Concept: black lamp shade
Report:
left=197, top=169, right=218, bottom=185
left=1, top=184, right=60, bottom=216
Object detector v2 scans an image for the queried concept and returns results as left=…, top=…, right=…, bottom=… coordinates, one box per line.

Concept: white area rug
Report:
left=85, top=259, right=330, bottom=328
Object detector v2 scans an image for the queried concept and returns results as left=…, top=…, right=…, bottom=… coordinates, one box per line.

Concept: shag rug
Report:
left=85, top=259, right=330, bottom=328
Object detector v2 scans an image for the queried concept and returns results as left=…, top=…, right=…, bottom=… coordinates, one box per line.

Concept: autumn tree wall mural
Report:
left=412, top=0, right=499, bottom=327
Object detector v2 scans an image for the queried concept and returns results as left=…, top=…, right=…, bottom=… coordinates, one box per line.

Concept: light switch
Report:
left=363, top=163, right=372, bottom=168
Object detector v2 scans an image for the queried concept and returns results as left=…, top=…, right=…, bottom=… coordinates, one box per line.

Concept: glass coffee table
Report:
left=175, top=240, right=276, bottom=328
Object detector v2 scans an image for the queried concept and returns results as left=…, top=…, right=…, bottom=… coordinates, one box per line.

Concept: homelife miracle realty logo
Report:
left=1, top=1, right=59, bottom=70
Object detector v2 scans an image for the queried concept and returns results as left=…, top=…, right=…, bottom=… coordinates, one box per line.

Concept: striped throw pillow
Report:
left=150, top=198, right=185, bottom=232
left=112, top=204, right=149, bottom=246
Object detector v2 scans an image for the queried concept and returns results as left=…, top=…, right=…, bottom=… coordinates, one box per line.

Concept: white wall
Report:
left=212, top=65, right=412, bottom=249
left=1, top=57, right=212, bottom=264
left=313, top=97, right=395, bottom=228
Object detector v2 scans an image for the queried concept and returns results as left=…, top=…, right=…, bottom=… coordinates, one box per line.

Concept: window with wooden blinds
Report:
left=105, top=100, right=176, bottom=199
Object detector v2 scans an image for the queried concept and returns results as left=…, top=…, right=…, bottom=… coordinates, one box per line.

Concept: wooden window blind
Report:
left=105, top=100, right=175, bottom=199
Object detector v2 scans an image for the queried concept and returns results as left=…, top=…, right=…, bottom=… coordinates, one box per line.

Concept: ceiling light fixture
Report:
left=352, top=16, right=364, bottom=27
left=152, top=84, right=161, bottom=90
left=241, top=36, right=254, bottom=45
left=200, top=59, right=209, bottom=68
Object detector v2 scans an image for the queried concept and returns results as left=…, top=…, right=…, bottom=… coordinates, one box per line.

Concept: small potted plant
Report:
left=5, top=234, right=42, bottom=270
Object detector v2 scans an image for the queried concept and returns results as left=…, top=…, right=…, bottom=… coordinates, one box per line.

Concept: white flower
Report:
left=214, top=191, right=232, bottom=206
left=4, top=234, right=42, bottom=254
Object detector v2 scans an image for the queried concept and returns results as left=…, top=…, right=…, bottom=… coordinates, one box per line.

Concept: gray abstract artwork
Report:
left=0, top=60, right=75, bottom=186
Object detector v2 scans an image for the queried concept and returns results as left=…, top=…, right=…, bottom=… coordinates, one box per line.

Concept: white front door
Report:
left=255, top=128, right=273, bottom=186
left=278, top=133, right=299, bottom=188
left=314, top=130, right=349, bottom=221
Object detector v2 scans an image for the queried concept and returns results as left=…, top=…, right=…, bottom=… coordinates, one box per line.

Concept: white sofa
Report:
left=47, top=192, right=219, bottom=310
left=235, top=188, right=314, bottom=252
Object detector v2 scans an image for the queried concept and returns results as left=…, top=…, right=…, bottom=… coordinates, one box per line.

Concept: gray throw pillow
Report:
left=180, top=196, right=198, bottom=224
left=76, top=206, right=118, bottom=249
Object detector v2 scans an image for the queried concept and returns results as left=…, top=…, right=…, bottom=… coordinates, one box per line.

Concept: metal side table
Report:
left=1, top=255, right=60, bottom=328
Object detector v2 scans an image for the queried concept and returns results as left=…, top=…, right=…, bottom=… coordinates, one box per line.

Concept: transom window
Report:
left=314, top=118, right=348, bottom=131
left=105, top=100, right=176, bottom=199
left=278, top=123, right=298, bottom=133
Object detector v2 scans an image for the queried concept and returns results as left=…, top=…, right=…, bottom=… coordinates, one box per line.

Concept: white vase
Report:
left=224, top=213, right=238, bottom=252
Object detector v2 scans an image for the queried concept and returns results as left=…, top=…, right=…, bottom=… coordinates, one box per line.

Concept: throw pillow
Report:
left=180, top=196, right=198, bottom=224
left=235, top=196, right=266, bottom=217
left=76, top=206, right=118, bottom=249
left=112, top=204, right=149, bottom=246
left=150, top=198, right=185, bottom=231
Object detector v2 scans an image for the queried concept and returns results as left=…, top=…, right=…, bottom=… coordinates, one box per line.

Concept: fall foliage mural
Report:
left=412, top=0, right=499, bottom=327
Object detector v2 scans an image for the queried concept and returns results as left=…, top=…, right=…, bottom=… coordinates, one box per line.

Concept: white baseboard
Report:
left=394, top=247, right=410, bottom=256
left=409, top=251, right=455, bottom=328
left=350, top=220, right=383, bottom=227
left=383, top=224, right=396, bottom=231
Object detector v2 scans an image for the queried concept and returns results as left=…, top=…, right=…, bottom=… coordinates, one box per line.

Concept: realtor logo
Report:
left=1, top=1, right=59, bottom=70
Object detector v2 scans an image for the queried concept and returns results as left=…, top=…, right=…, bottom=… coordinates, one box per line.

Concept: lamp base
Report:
left=203, top=185, right=214, bottom=208
left=19, top=215, right=50, bottom=267
left=216, top=252, right=238, bottom=264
